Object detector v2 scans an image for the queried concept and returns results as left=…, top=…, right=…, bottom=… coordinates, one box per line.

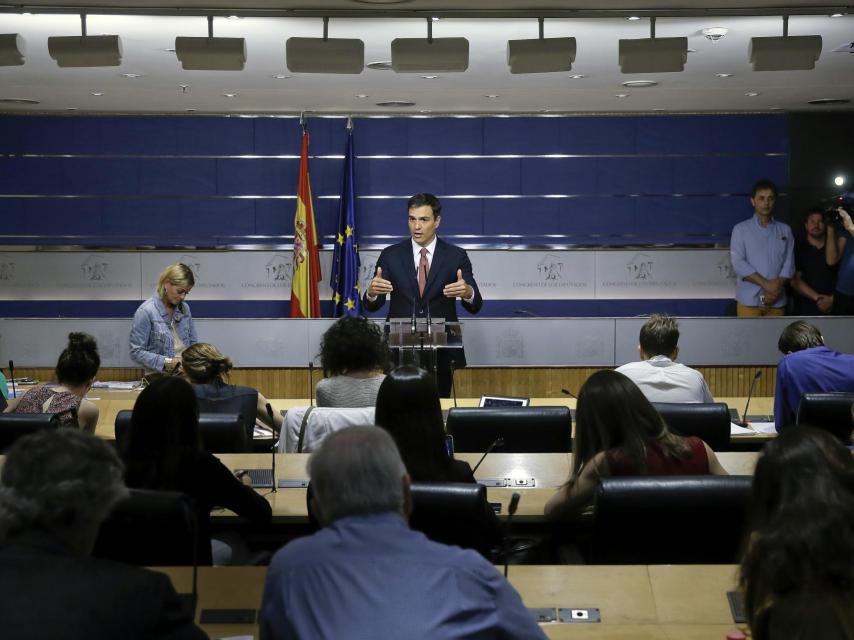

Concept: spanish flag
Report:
left=290, top=127, right=322, bottom=318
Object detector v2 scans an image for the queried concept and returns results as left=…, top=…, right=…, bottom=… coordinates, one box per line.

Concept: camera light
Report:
left=834, top=176, right=845, bottom=187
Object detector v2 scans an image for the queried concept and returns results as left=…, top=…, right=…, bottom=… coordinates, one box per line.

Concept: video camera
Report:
left=822, top=191, right=854, bottom=223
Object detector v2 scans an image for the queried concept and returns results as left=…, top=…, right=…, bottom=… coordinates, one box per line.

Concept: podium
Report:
left=384, top=318, right=464, bottom=383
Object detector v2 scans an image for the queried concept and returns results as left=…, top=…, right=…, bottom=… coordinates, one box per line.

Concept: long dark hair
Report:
left=572, top=369, right=689, bottom=478
left=122, top=377, right=201, bottom=490
left=374, top=365, right=453, bottom=482
left=740, top=427, right=854, bottom=637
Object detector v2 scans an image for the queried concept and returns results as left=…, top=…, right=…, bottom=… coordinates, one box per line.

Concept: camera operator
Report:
left=826, top=206, right=854, bottom=315
left=791, top=208, right=837, bottom=315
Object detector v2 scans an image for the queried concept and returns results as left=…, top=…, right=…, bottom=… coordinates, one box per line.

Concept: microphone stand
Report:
left=8, top=360, right=16, bottom=399
left=503, top=493, right=521, bottom=578
left=265, top=403, right=278, bottom=493
left=472, top=436, right=504, bottom=474
left=740, top=370, right=762, bottom=427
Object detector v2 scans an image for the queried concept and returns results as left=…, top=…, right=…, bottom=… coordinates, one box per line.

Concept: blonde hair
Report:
left=182, top=343, right=233, bottom=384
left=157, top=263, right=195, bottom=301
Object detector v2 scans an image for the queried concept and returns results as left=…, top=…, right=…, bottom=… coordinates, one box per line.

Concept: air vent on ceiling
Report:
left=807, top=98, right=850, bottom=105
left=376, top=100, right=415, bottom=107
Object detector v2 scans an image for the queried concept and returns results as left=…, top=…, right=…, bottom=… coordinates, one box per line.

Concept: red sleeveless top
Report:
left=606, top=437, right=710, bottom=476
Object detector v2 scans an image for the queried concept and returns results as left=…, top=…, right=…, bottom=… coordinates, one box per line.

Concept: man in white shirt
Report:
left=616, top=314, right=714, bottom=403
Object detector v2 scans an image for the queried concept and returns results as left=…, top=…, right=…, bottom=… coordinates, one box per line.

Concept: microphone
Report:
left=425, top=299, right=432, bottom=336
left=472, top=436, right=504, bottom=474
left=8, top=360, right=16, bottom=399
left=266, top=403, right=277, bottom=493
left=411, top=296, right=418, bottom=335
left=513, top=309, right=538, bottom=318
left=560, top=388, right=577, bottom=399
left=503, top=492, right=521, bottom=578
left=449, top=359, right=458, bottom=409
left=308, top=361, right=315, bottom=408
left=740, top=370, right=762, bottom=426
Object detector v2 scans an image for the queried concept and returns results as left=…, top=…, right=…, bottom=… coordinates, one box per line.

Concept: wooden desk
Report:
left=154, top=564, right=746, bottom=640
left=212, top=451, right=758, bottom=523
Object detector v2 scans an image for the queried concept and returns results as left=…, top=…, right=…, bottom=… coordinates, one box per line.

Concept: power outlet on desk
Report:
left=558, top=608, right=601, bottom=623
left=478, top=478, right=536, bottom=488
left=278, top=479, right=309, bottom=489
left=528, top=608, right=557, bottom=623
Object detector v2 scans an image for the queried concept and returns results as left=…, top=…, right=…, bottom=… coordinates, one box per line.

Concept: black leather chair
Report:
left=795, top=392, right=854, bottom=444
left=115, top=410, right=249, bottom=453
left=0, top=413, right=61, bottom=452
left=653, top=402, right=732, bottom=451
left=195, top=387, right=259, bottom=445
left=409, top=482, right=499, bottom=560
left=92, top=488, right=201, bottom=566
left=446, top=406, right=572, bottom=453
left=588, top=475, right=752, bottom=564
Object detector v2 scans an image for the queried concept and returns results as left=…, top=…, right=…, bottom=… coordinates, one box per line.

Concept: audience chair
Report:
left=196, top=390, right=259, bottom=445
left=795, top=392, right=854, bottom=444
left=588, top=475, right=752, bottom=564
left=115, top=410, right=250, bottom=453
left=446, top=406, right=572, bottom=453
left=279, top=406, right=376, bottom=453
left=92, top=488, right=200, bottom=566
left=409, top=482, right=496, bottom=560
left=0, top=413, right=61, bottom=452
left=653, top=402, right=732, bottom=451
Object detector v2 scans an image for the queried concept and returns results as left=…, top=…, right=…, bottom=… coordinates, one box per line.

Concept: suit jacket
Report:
left=0, top=532, right=207, bottom=640
left=363, top=237, right=483, bottom=368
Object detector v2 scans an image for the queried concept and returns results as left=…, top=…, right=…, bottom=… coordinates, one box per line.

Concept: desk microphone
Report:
left=503, top=492, right=521, bottom=578
left=472, top=436, right=504, bottom=474
left=560, top=388, right=577, bottom=399
left=265, top=403, right=278, bottom=493
left=740, top=370, right=762, bottom=426
left=8, top=360, right=16, bottom=399
left=449, top=359, right=458, bottom=409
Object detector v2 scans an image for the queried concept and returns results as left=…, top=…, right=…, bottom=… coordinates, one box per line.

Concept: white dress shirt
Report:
left=616, top=355, right=714, bottom=404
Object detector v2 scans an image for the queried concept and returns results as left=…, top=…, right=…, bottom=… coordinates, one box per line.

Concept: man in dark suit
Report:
left=0, top=428, right=207, bottom=640
left=364, top=193, right=482, bottom=395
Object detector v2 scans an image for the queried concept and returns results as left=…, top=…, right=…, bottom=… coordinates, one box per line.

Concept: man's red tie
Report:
left=418, top=247, right=429, bottom=297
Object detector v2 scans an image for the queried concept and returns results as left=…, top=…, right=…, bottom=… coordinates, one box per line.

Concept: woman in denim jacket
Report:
left=129, top=263, right=198, bottom=372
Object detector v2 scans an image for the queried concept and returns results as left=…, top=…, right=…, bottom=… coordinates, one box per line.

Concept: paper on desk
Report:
left=749, top=422, right=778, bottom=434
left=730, top=421, right=777, bottom=436
left=92, top=380, right=142, bottom=390
left=730, top=422, right=756, bottom=436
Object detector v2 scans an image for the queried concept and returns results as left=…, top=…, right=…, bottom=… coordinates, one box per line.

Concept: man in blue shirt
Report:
left=260, top=426, right=546, bottom=640
left=774, top=320, right=854, bottom=430
left=730, top=179, right=795, bottom=317
left=826, top=207, right=854, bottom=315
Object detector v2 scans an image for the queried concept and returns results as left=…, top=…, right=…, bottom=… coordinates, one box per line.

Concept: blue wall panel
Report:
left=358, top=158, right=444, bottom=195
left=139, top=159, right=217, bottom=195
left=216, top=158, right=296, bottom=196
left=175, top=118, right=256, bottom=155
left=521, top=158, right=598, bottom=195
left=558, top=117, right=639, bottom=154
left=445, top=159, right=521, bottom=195
left=353, top=118, right=409, bottom=155
left=407, top=118, right=483, bottom=155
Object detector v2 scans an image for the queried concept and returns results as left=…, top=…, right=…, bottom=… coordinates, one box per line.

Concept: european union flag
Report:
left=330, top=125, right=361, bottom=317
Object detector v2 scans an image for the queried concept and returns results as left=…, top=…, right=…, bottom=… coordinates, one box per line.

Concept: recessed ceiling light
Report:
left=652, top=108, right=666, bottom=111
left=0, top=98, right=40, bottom=104
left=367, top=61, right=393, bottom=71
left=223, top=93, right=236, bottom=98
left=745, top=92, right=760, bottom=97
left=271, top=74, right=291, bottom=80
left=715, top=73, right=733, bottom=78
left=569, top=74, right=585, bottom=79
left=90, top=92, right=104, bottom=97
left=430, top=16, right=440, bottom=22
left=830, top=13, right=845, bottom=18
left=355, top=94, right=369, bottom=98
left=376, top=100, right=416, bottom=107
left=120, top=73, right=142, bottom=78
left=484, top=94, right=500, bottom=98
left=702, top=27, right=729, bottom=42
left=227, top=15, right=240, bottom=20
left=835, top=175, right=846, bottom=186
left=622, top=80, right=657, bottom=88
left=163, top=48, right=176, bottom=53
left=807, top=98, right=851, bottom=105
left=420, top=109, right=432, bottom=113
left=626, top=16, right=641, bottom=21
left=185, top=108, right=197, bottom=112
left=615, top=93, right=630, bottom=98
left=65, top=107, right=77, bottom=111
left=21, top=11, right=31, bottom=15
left=420, top=75, right=438, bottom=79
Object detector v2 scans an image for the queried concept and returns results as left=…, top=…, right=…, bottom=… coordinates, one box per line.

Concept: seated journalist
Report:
left=0, top=428, right=207, bottom=640
left=261, top=426, right=546, bottom=640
